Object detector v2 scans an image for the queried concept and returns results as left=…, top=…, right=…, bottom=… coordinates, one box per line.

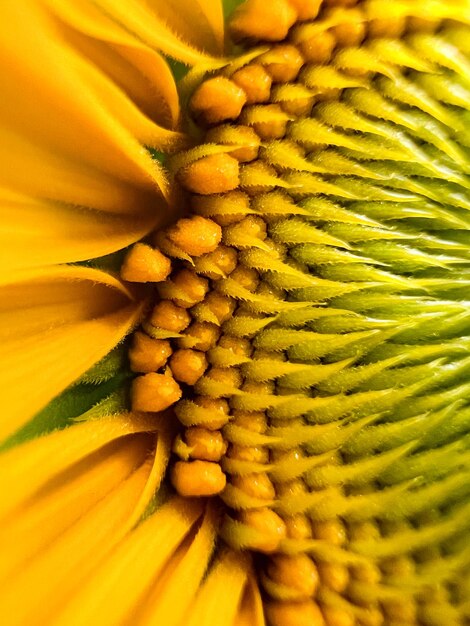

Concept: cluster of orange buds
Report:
left=122, top=213, right=228, bottom=497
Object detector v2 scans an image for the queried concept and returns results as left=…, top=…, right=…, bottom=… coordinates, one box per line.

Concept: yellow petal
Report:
left=1, top=0, right=225, bottom=272
left=0, top=0, right=171, bottom=215
left=0, top=123, right=161, bottom=214
left=0, top=432, right=152, bottom=582
left=0, top=4, right=164, bottom=196
left=67, top=52, right=186, bottom=149
left=0, top=265, right=147, bottom=439
left=192, top=0, right=225, bottom=52
left=126, top=426, right=173, bottom=530
left=183, top=549, right=252, bottom=626
left=137, top=502, right=219, bottom=626
left=0, top=412, right=158, bottom=520
left=234, top=571, right=266, bottom=626
left=51, top=497, right=204, bottom=626
left=0, top=456, right=156, bottom=626
left=145, top=0, right=225, bottom=55
left=49, top=0, right=181, bottom=128
left=85, top=0, right=222, bottom=65
left=0, top=190, right=160, bottom=271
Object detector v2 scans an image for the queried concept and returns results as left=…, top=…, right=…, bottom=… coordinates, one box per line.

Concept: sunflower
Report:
left=1, top=0, right=470, bottom=624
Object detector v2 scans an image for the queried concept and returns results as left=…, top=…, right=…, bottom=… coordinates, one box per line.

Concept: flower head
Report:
left=1, top=0, right=470, bottom=625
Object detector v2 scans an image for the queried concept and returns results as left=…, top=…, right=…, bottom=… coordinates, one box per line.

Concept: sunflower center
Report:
left=121, top=0, right=470, bottom=623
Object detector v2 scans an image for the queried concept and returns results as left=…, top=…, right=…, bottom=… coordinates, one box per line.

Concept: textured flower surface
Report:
left=1, top=0, right=470, bottom=625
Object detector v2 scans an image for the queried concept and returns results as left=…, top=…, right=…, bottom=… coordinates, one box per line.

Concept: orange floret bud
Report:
left=285, top=514, right=312, bottom=539
left=128, top=331, right=172, bottom=373
left=317, top=562, right=350, bottom=593
left=265, top=600, right=325, bottom=626
left=357, top=606, right=383, bottom=626
left=227, top=444, right=269, bottom=463
left=276, top=479, right=308, bottom=498
left=369, top=16, right=406, bottom=38
left=230, top=412, right=270, bottom=439
left=232, top=64, right=272, bottom=104
left=225, top=214, right=268, bottom=243
left=272, top=84, right=315, bottom=117
left=131, top=372, right=182, bottom=412
left=287, top=0, right=322, bottom=20
left=229, top=265, right=260, bottom=291
left=171, top=460, right=226, bottom=496
left=351, top=562, right=381, bottom=585
left=203, top=366, right=243, bottom=389
left=238, top=508, right=287, bottom=553
left=315, top=88, right=343, bottom=104
left=205, top=125, right=260, bottom=163
left=193, top=291, right=236, bottom=325
left=150, top=300, right=191, bottom=333
left=167, top=215, right=222, bottom=257
left=259, top=45, right=304, bottom=83
left=311, top=519, right=347, bottom=545
left=232, top=473, right=276, bottom=500
left=292, top=27, right=336, bottom=64
left=230, top=0, right=298, bottom=43
left=194, top=396, right=231, bottom=430
left=271, top=447, right=302, bottom=463
left=242, top=380, right=274, bottom=395
left=348, top=520, right=381, bottom=542
left=382, top=555, right=415, bottom=577
left=191, top=190, right=251, bottom=227
left=169, top=268, right=209, bottom=307
left=178, top=321, right=221, bottom=351
left=382, top=597, right=417, bottom=623
left=218, top=336, right=253, bottom=359
left=190, top=76, right=247, bottom=125
left=185, top=427, right=228, bottom=461
left=120, top=243, right=171, bottom=283
left=322, top=606, right=355, bottom=626
left=267, top=554, right=319, bottom=598
left=241, top=104, right=290, bottom=140
left=170, top=349, right=208, bottom=385
left=193, top=245, right=238, bottom=280
left=330, top=9, right=366, bottom=48
left=178, top=153, right=240, bottom=195
left=281, top=97, right=315, bottom=117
